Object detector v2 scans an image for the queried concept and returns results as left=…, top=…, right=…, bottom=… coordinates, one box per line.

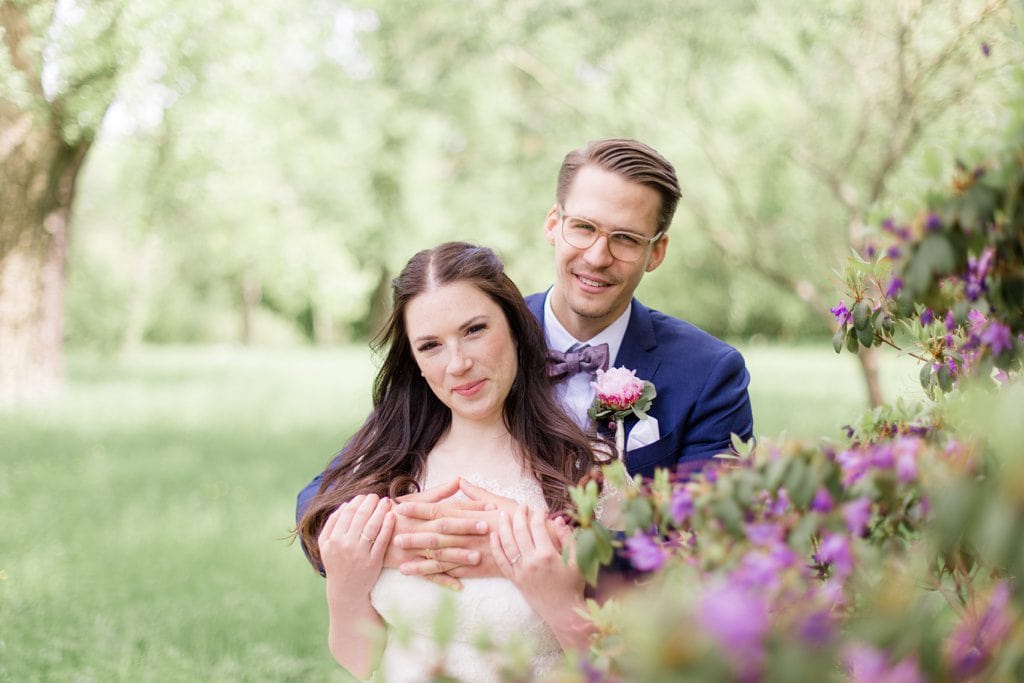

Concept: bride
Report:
left=296, top=242, right=606, bottom=681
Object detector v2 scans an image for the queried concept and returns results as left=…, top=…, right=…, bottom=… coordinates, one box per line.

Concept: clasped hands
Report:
left=384, top=478, right=572, bottom=591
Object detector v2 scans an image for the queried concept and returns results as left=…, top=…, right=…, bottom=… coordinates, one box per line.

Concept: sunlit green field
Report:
left=0, top=343, right=922, bottom=681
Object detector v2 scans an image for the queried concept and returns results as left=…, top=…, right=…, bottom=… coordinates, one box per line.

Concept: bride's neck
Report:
left=436, top=415, right=513, bottom=458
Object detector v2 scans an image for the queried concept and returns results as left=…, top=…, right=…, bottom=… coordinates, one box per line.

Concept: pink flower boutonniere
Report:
left=588, top=367, right=657, bottom=461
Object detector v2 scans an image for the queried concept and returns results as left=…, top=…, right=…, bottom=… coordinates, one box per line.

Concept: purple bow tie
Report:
left=547, top=343, right=610, bottom=380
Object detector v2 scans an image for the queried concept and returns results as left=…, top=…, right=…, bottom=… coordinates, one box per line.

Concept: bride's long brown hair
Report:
left=297, top=242, right=599, bottom=568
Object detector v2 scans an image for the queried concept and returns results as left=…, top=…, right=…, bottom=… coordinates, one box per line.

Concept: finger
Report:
left=393, top=532, right=478, bottom=550
left=553, top=518, right=576, bottom=565
left=496, top=510, right=521, bottom=568
left=362, top=497, right=392, bottom=541
left=529, top=508, right=557, bottom=555
left=511, top=505, right=536, bottom=555
left=318, top=504, right=344, bottom=546
left=396, top=502, right=493, bottom=522
left=332, top=495, right=365, bottom=537
left=421, top=572, right=463, bottom=591
left=418, top=547, right=481, bottom=566
left=400, top=478, right=460, bottom=503
left=370, top=511, right=396, bottom=562
left=489, top=531, right=514, bottom=579
left=458, top=478, right=501, bottom=503
left=399, top=559, right=465, bottom=575
left=347, top=493, right=381, bottom=538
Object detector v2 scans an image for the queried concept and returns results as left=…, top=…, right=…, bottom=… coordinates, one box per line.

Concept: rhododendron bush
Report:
left=556, top=121, right=1024, bottom=680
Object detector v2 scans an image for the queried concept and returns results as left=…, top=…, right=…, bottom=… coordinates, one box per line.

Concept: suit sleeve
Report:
left=679, top=348, right=753, bottom=465
left=295, top=450, right=346, bottom=574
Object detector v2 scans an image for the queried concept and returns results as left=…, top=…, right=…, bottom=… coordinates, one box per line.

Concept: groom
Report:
left=297, top=138, right=752, bottom=572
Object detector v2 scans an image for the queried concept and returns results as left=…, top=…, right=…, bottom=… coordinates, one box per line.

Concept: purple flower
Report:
left=865, top=243, right=878, bottom=259
left=769, top=488, right=791, bottom=517
left=982, top=42, right=991, bottom=57
left=886, top=245, right=902, bottom=260
left=843, top=645, right=925, bottom=683
left=945, top=310, right=957, bottom=331
left=920, top=308, right=934, bottom=326
left=815, top=533, right=853, bottom=579
left=980, top=321, right=1013, bottom=356
left=885, top=277, right=903, bottom=298
left=811, top=487, right=834, bottom=513
left=894, top=438, right=921, bottom=483
left=843, top=498, right=873, bottom=537
left=625, top=532, right=666, bottom=572
left=947, top=582, right=1014, bottom=678
left=669, top=488, right=694, bottom=525
left=968, top=309, right=988, bottom=328
left=698, top=582, right=769, bottom=673
left=830, top=300, right=853, bottom=326
left=744, top=522, right=784, bottom=546
left=881, top=217, right=895, bottom=232
left=799, top=610, right=836, bottom=647
left=925, top=212, right=942, bottom=231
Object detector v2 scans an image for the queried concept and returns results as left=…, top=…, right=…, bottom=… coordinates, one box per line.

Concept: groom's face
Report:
left=544, top=164, right=668, bottom=341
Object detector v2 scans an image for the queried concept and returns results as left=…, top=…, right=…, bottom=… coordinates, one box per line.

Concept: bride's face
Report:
left=405, top=281, right=518, bottom=425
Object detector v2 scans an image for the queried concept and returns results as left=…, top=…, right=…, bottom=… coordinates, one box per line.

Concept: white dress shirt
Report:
left=543, top=291, right=631, bottom=429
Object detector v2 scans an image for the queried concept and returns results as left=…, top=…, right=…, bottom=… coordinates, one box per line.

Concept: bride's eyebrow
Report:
left=410, top=315, right=491, bottom=344
left=459, top=315, right=489, bottom=332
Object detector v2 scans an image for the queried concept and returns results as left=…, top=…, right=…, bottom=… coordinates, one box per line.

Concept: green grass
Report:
left=0, top=343, right=923, bottom=680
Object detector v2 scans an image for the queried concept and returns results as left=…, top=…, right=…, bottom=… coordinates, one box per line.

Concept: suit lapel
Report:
left=614, top=299, right=662, bottom=383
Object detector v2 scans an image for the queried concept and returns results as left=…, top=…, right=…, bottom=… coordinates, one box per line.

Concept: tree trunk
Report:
left=0, top=114, right=90, bottom=402
left=857, top=346, right=885, bottom=408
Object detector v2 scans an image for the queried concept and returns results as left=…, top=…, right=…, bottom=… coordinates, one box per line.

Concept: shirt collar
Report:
left=542, top=290, right=631, bottom=365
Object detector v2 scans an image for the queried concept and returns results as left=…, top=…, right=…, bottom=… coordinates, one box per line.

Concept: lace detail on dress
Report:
left=370, top=471, right=562, bottom=683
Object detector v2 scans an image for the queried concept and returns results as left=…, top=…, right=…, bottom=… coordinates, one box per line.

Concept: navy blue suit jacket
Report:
left=526, top=293, right=753, bottom=478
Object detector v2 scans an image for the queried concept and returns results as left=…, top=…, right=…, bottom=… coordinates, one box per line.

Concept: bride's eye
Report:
left=417, top=341, right=440, bottom=352
left=467, top=323, right=487, bottom=335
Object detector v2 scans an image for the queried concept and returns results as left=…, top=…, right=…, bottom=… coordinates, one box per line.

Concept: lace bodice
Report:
left=369, top=472, right=563, bottom=683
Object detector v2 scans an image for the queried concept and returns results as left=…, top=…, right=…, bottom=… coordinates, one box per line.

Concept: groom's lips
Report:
left=453, top=379, right=486, bottom=396
left=574, top=272, right=614, bottom=292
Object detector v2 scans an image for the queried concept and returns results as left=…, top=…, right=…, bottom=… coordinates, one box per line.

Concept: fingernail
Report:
left=394, top=535, right=406, bottom=548
left=468, top=551, right=480, bottom=563
left=475, top=521, right=487, bottom=533
left=399, top=563, right=412, bottom=575
left=485, top=503, right=496, bottom=511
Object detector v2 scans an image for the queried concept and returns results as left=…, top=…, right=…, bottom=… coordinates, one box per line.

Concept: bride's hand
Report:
left=318, top=494, right=395, bottom=602
left=490, top=506, right=593, bottom=649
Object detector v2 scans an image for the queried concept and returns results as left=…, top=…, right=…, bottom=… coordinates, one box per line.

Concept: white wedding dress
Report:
left=369, top=470, right=563, bottom=683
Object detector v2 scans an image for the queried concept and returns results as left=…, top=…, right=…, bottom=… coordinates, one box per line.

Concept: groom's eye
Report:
left=571, top=220, right=597, bottom=234
left=611, top=232, right=644, bottom=247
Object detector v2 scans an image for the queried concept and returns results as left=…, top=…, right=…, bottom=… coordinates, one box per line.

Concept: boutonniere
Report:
left=588, top=367, right=657, bottom=461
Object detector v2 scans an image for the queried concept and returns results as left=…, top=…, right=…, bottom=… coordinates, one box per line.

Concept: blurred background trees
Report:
left=2, top=0, right=1021, bottom=402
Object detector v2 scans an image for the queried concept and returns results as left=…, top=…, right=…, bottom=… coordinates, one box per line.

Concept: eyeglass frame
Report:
left=556, top=205, right=664, bottom=263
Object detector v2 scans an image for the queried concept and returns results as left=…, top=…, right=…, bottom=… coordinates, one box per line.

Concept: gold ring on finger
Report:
left=425, top=548, right=434, bottom=560
left=510, top=554, right=522, bottom=565
left=361, top=532, right=374, bottom=543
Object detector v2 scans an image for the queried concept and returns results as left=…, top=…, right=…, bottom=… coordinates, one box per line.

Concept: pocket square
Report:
left=626, top=416, right=660, bottom=451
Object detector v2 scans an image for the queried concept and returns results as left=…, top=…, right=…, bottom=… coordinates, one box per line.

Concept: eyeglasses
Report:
left=557, top=207, right=663, bottom=263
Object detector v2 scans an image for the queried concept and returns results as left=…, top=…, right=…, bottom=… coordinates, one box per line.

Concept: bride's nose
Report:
left=446, top=346, right=472, bottom=375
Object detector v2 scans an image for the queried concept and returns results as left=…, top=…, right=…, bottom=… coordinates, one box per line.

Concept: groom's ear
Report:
left=543, top=205, right=559, bottom=246
left=645, top=233, right=669, bottom=273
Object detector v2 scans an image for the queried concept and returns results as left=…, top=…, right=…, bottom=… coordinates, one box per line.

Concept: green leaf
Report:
left=574, top=527, right=600, bottom=586
left=919, top=362, right=933, bottom=391
left=832, top=326, right=846, bottom=353
left=856, top=323, right=874, bottom=348
left=905, top=234, right=955, bottom=296
left=853, top=301, right=870, bottom=330
left=433, top=594, right=457, bottom=647
left=846, top=326, right=859, bottom=353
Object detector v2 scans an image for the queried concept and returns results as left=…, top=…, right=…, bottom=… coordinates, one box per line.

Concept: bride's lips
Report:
left=452, top=379, right=486, bottom=397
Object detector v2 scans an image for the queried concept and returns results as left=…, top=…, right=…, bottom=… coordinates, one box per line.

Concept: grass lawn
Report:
left=0, top=343, right=923, bottom=681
